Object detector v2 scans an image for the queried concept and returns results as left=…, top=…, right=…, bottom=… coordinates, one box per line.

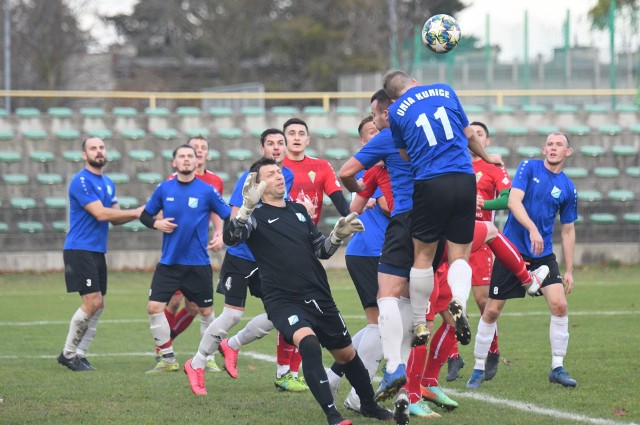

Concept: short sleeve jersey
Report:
left=474, top=160, right=512, bottom=221
left=169, top=170, right=224, bottom=194
left=145, top=178, right=231, bottom=265
left=358, top=165, right=394, bottom=214
left=388, top=84, right=473, bottom=180
left=353, top=128, right=413, bottom=215
left=283, top=155, right=343, bottom=224
left=64, top=169, right=118, bottom=253
left=226, top=166, right=294, bottom=261
left=346, top=170, right=389, bottom=257
left=504, top=159, right=578, bottom=258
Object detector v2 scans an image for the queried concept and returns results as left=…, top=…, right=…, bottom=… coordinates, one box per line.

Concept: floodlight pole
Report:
left=3, top=0, right=10, bottom=112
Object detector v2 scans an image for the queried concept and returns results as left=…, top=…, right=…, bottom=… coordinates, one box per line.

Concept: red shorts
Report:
left=426, top=263, right=452, bottom=321
left=437, top=221, right=489, bottom=268
left=469, top=244, right=494, bottom=286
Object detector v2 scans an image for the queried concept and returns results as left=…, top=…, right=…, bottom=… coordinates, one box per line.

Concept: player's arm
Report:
left=223, top=173, right=265, bottom=246
left=481, top=188, right=511, bottom=210
left=508, top=187, right=543, bottom=256
left=140, top=209, right=177, bottom=233
left=311, top=212, right=364, bottom=259
left=560, top=222, right=575, bottom=295
left=350, top=194, right=369, bottom=214
left=329, top=190, right=351, bottom=217
left=465, top=126, right=503, bottom=167
left=338, top=157, right=366, bottom=193
left=84, top=200, right=143, bottom=225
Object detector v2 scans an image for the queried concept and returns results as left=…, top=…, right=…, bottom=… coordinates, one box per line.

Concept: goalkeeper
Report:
left=223, top=157, right=392, bottom=425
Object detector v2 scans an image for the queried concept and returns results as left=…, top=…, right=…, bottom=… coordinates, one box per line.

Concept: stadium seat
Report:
left=29, top=151, right=55, bottom=163
left=597, top=124, right=622, bottom=136
left=345, top=128, right=359, bottom=138
left=565, top=125, right=590, bottom=137
left=176, top=106, right=201, bottom=117
left=22, top=129, right=47, bottom=140
left=121, top=128, right=146, bottom=140
left=614, top=104, right=639, bottom=126
left=590, top=213, right=617, bottom=224
left=0, top=151, right=21, bottom=163
left=303, top=106, right=327, bottom=116
left=607, top=190, right=635, bottom=202
left=612, top=145, right=638, bottom=157
left=48, top=107, right=73, bottom=118
left=323, top=148, right=350, bottom=160
left=10, top=197, right=37, bottom=209
left=62, top=150, right=83, bottom=163
left=36, top=173, right=63, bottom=185
left=16, top=107, right=40, bottom=119
left=240, top=106, right=265, bottom=116
left=335, top=106, right=361, bottom=133
left=521, top=104, right=547, bottom=114
left=553, top=105, right=578, bottom=113
left=0, top=221, right=8, bottom=233
left=578, top=190, right=602, bottom=202
left=145, top=107, right=170, bottom=117
left=112, top=107, right=139, bottom=133
left=227, top=148, right=253, bottom=161
left=563, top=167, right=588, bottom=179
left=121, top=221, right=146, bottom=232
left=305, top=148, right=319, bottom=158
left=17, top=221, right=44, bottom=233
left=504, top=126, right=528, bottom=137
left=208, top=150, right=221, bottom=161
left=216, top=171, right=230, bottom=183
left=593, top=166, right=620, bottom=178
left=0, top=129, right=14, bottom=140
left=87, top=128, right=113, bottom=140
left=145, top=107, right=171, bottom=132
left=3, top=173, right=29, bottom=185
left=128, top=149, right=155, bottom=162
left=579, top=145, right=606, bottom=157
left=185, top=128, right=211, bottom=138
left=44, top=197, right=67, bottom=209
left=491, top=105, right=516, bottom=114
left=107, top=172, right=130, bottom=184
left=137, top=172, right=163, bottom=184
left=516, top=146, right=542, bottom=158
left=622, top=213, right=640, bottom=224
left=153, top=128, right=179, bottom=140
left=625, top=166, right=640, bottom=177
left=161, top=149, right=173, bottom=161
left=80, top=107, right=105, bottom=118
left=313, top=127, right=338, bottom=139
left=52, top=220, right=68, bottom=233
left=117, top=196, right=140, bottom=208
left=271, top=106, right=299, bottom=116
left=113, top=107, right=138, bottom=118
left=323, top=216, right=340, bottom=228
left=584, top=104, right=611, bottom=127
left=535, top=125, right=560, bottom=136
left=109, top=150, right=122, bottom=162
left=57, top=128, right=81, bottom=140
left=217, top=128, right=243, bottom=139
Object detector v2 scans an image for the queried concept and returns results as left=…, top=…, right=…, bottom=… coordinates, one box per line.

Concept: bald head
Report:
left=383, top=70, right=414, bottom=100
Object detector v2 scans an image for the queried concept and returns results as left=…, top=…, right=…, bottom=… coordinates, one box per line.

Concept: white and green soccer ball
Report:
left=422, top=14, right=461, bottom=54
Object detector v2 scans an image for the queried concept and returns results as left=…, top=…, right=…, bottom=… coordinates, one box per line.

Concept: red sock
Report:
left=289, top=348, right=302, bottom=373
left=276, top=331, right=294, bottom=366
left=164, top=309, right=176, bottom=329
left=422, top=323, right=456, bottom=388
left=170, top=307, right=196, bottom=339
left=404, top=345, right=427, bottom=403
left=449, top=339, right=459, bottom=360
left=488, top=232, right=531, bottom=284
left=489, top=326, right=500, bottom=354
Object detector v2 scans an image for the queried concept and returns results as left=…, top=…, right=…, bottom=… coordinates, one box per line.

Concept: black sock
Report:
left=330, top=361, right=345, bottom=377
left=299, top=335, right=339, bottom=417
left=343, top=353, right=376, bottom=409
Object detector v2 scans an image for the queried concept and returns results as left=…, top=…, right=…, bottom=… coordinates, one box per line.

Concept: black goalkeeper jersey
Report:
left=223, top=201, right=339, bottom=305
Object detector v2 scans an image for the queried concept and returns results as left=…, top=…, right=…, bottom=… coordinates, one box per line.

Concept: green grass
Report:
left=1, top=265, right=639, bottom=425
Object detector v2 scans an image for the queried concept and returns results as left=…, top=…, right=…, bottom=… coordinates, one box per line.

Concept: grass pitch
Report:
left=0, top=264, right=639, bottom=424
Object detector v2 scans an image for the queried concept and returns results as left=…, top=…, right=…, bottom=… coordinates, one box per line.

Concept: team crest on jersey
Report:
left=551, top=186, right=562, bottom=199
left=296, top=213, right=306, bottom=222
left=308, top=170, right=316, bottom=183
left=107, top=185, right=113, bottom=196
left=475, top=171, right=483, bottom=182
left=188, top=197, right=199, bottom=208
left=288, top=315, right=299, bottom=326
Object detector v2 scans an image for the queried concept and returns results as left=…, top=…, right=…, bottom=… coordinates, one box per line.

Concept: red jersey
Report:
left=357, top=165, right=394, bottom=214
left=169, top=170, right=224, bottom=194
left=283, top=155, right=343, bottom=224
left=473, top=160, right=511, bottom=221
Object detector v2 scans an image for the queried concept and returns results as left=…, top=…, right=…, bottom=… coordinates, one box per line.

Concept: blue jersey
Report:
left=504, top=160, right=578, bottom=258
left=388, top=84, right=473, bottom=180
left=345, top=171, right=389, bottom=257
left=64, top=169, right=118, bottom=253
left=145, top=178, right=231, bottom=265
left=226, top=166, right=294, bottom=261
left=353, top=128, right=413, bottom=215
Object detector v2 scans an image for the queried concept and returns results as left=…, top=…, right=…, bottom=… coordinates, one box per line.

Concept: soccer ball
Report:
left=422, top=14, right=461, bottom=53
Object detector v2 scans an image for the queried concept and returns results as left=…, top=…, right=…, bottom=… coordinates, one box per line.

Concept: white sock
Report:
left=378, top=297, right=403, bottom=372
left=550, top=315, right=569, bottom=370
left=229, top=313, right=274, bottom=350
left=398, top=296, right=413, bottom=364
left=200, top=311, right=215, bottom=336
left=357, top=324, right=383, bottom=379
left=76, top=307, right=103, bottom=358
left=63, top=308, right=91, bottom=358
left=351, top=327, right=366, bottom=350
left=193, top=307, right=244, bottom=369
left=473, top=318, right=496, bottom=370
left=276, top=364, right=290, bottom=378
left=327, top=368, right=342, bottom=389
left=149, top=312, right=173, bottom=358
left=448, top=259, right=472, bottom=312
left=409, top=267, right=434, bottom=325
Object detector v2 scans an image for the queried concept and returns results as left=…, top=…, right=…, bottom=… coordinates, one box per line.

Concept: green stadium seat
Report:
left=176, top=106, right=201, bottom=117
left=464, top=105, right=486, bottom=114
left=121, top=128, right=146, bottom=140
left=516, top=146, right=542, bottom=158
left=121, top=221, right=146, bottom=232
left=303, top=106, right=328, bottom=116
left=30, top=151, right=55, bottom=163
left=607, top=190, right=634, bottom=202
left=0, top=129, right=14, bottom=140
left=335, top=106, right=360, bottom=116
left=56, top=129, right=80, bottom=140
left=584, top=104, right=610, bottom=114
left=36, top=173, right=63, bottom=185
left=491, top=105, right=516, bottom=114
left=128, top=149, right=155, bottom=162
left=161, top=149, right=173, bottom=161
left=553, top=105, right=578, bottom=113
left=0, top=151, right=21, bottom=163
left=44, top=197, right=67, bottom=209
left=16, top=107, right=40, bottom=118
left=345, top=128, right=360, bottom=138
left=153, top=128, right=179, bottom=140
left=323, top=216, right=340, bottom=228
left=521, top=104, right=547, bottom=114
left=597, top=124, right=622, bottom=136
left=0, top=222, right=8, bottom=233
left=506, top=168, right=517, bottom=177
left=11, top=197, right=37, bottom=209
left=87, top=128, right=113, bottom=139
left=80, top=107, right=105, bottom=118
left=590, top=213, right=617, bottom=224
left=612, top=145, right=638, bottom=157
left=107, top=172, right=130, bottom=184
left=579, top=145, right=606, bottom=157
left=622, top=213, right=640, bottom=224
left=628, top=124, right=640, bottom=135
left=185, top=128, right=211, bottom=138
left=62, top=150, right=83, bottom=163
left=112, top=107, right=138, bottom=117
left=625, top=166, right=640, bottom=177
left=565, top=125, right=590, bottom=136
left=0, top=108, right=5, bottom=118
left=52, top=220, right=68, bottom=233
left=22, top=129, right=47, bottom=140
left=137, top=172, right=163, bottom=184
left=218, top=128, right=243, bottom=139
left=249, top=127, right=266, bottom=138
left=227, top=149, right=253, bottom=161
left=208, top=150, right=221, bottom=161
left=145, top=107, right=170, bottom=117
left=504, top=126, right=528, bottom=136
left=3, top=173, right=29, bottom=185
left=17, top=221, right=44, bottom=233
left=208, top=106, right=233, bottom=117
left=216, top=171, right=230, bottom=183
left=305, top=148, right=319, bottom=158
left=578, top=190, right=602, bottom=202
left=323, top=148, right=350, bottom=160
left=117, top=196, right=139, bottom=208
left=535, top=125, right=560, bottom=136
left=314, top=127, right=338, bottom=139
left=614, top=104, right=639, bottom=113
left=563, top=167, right=588, bottom=179
left=108, top=150, right=122, bottom=161
left=48, top=107, right=73, bottom=118
left=593, top=167, right=620, bottom=178
left=240, top=106, right=265, bottom=116
left=271, top=106, right=299, bottom=116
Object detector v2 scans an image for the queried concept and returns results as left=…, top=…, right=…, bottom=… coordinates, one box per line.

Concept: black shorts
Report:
left=266, top=298, right=351, bottom=351
left=379, top=211, right=414, bottom=275
left=411, top=173, right=476, bottom=244
left=63, top=250, right=107, bottom=296
left=345, top=255, right=379, bottom=310
left=216, top=253, right=262, bottom=308
left=149, top=264, right=214, bottom=307
left=489, top=253, right=563, bottom=300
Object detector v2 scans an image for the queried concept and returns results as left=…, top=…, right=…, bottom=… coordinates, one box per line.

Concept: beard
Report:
left=177, top=167, right=194, bottom=176
left=87, top=157, right=106, bottom=168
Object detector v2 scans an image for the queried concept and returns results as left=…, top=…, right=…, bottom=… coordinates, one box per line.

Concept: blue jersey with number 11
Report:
left=388, top=83, right=473, bottom=181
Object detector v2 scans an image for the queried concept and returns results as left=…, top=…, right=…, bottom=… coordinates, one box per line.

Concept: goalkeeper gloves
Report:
left=330, top=212, right=365, bottom=245
left=236, top=172, right=266, bottom=222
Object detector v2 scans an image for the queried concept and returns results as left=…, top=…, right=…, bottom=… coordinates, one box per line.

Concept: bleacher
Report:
left=0, top=103, right=638, bottom=253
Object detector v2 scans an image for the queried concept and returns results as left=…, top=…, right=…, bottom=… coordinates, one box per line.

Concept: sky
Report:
left=77, top=0, right=630, bottom=61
